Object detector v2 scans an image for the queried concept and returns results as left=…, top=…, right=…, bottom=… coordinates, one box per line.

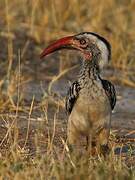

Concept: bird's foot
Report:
left=100, top=144, right=110, bottom=157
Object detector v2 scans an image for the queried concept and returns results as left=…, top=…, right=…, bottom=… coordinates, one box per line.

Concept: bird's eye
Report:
left=80, top=39, right=86, bottom=45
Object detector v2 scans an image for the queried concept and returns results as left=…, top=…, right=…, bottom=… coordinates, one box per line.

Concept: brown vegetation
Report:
left=0, top=0, right=134, bottom=179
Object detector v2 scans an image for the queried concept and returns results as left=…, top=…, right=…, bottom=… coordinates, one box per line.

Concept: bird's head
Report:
left=40, top=32, right=111, bottom=69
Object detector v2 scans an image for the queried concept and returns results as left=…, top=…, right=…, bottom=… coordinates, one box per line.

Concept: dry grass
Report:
left=0, top=0, right=135, bottom=179
left=1, top=0, right=135, bottom=86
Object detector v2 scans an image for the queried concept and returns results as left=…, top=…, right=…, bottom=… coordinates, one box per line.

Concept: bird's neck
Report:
left=78, top=60, right=100, bottom=87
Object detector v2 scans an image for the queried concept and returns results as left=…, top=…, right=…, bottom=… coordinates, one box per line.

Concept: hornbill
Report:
left=40, top=32, right=116, bottom=154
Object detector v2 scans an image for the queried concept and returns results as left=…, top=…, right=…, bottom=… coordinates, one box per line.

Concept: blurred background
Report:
left=0, top=0, right=135, bottom=120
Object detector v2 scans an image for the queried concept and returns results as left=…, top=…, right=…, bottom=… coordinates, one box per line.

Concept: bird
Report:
left=40, top=32, right=116, bottom=155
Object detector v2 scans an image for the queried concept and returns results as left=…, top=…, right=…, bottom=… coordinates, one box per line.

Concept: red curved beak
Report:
left=40, top=36, right=75, bottom=59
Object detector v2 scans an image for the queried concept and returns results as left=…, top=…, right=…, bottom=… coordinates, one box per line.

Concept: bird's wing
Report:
left=65, top=81, right=81, bottom=114
left=101, top=79, right=116, bottom=110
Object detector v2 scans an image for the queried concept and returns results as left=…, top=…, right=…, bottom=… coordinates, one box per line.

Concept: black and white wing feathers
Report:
left=65, top=81, right=81, bottom=114
left=101, top=79, right=116, bottom=110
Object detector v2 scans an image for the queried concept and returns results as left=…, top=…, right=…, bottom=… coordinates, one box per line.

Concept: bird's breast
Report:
left=77, top=86, right=110, bottom=117
left=68, top=83, right=111, bottom=135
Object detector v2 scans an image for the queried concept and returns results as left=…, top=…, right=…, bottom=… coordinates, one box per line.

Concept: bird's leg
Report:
left=96, top=128, right=110, bottom=156
left=86, top=136, right=89, bottom=150
left=86, top=135, right=92, bottom=151
left=86, top=135, right=97, bottom=156
left=67, top=122, right=80, bottom=152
